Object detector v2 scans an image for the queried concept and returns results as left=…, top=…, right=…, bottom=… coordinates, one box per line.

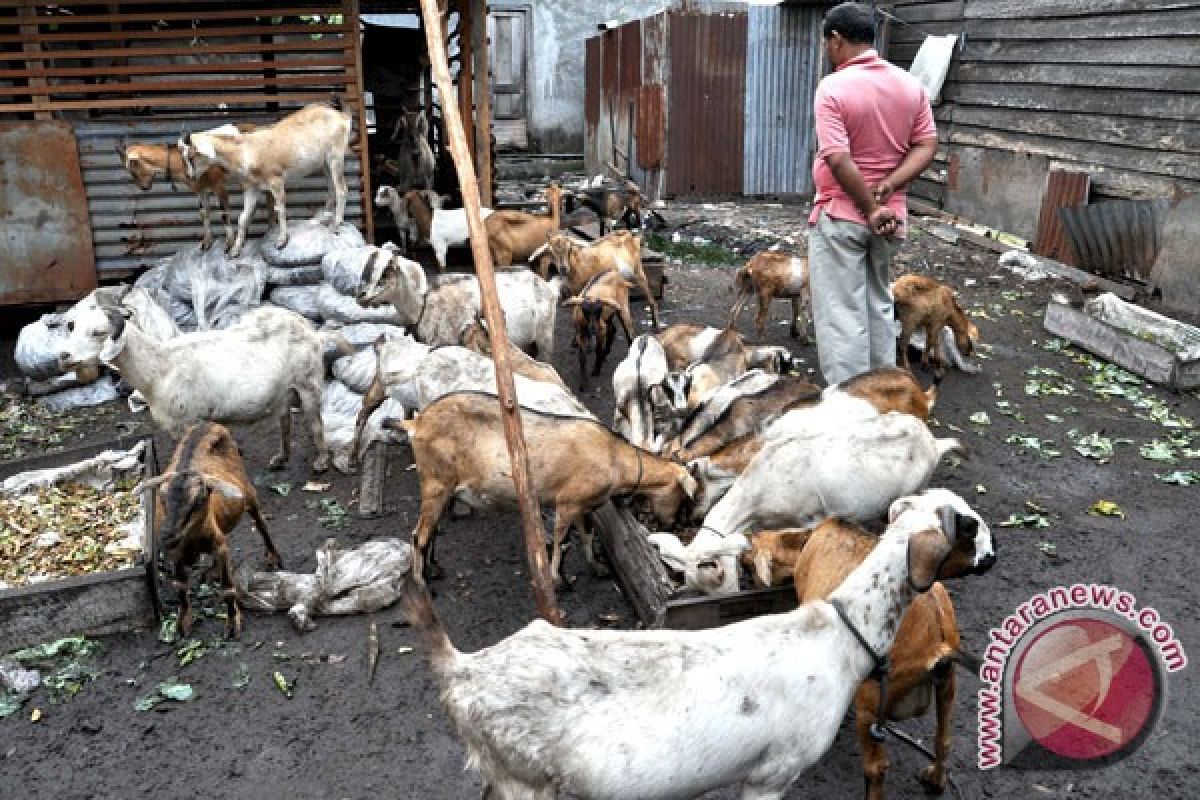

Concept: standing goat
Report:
left=571, top=180, right=645, bottom=234
left=547, top=230, right=660, bottom=330
left=892, top=274, right=980, bottom=377
left=375, top=186, right=493, bottom=270
left=388, top=108, right=436, bottom=192
left=484, top=184, right=564, bottom=266
left=137, top=423, right=281, bottom=638
left=178, top=100, right=352, bottom=257
left=401, top=491, right=994, bottom=800
left=729, top=250, right=811, bottom=340
left=564, top=272, right=636, bottom=391
left=611, top=333, right=672, bottom=452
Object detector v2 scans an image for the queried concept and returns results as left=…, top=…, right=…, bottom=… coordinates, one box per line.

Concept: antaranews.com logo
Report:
left=978, top=583, right=1187, bottom=769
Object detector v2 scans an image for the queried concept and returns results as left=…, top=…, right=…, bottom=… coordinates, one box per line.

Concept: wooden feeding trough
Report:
left=0, top=439, right=161, bottom=651
left=591, top=502, right=796, bottom=630
left=1044, top=295, right=1200, bottom=390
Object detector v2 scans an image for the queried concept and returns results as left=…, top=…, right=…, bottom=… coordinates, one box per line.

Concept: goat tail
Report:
left=400, top=575, right=457, bottom=675
left=936, top=437, right=969, bottom=462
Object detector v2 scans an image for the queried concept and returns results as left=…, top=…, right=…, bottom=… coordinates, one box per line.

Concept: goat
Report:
left=401, top=490, right=994, bottom=800
left=571, top=180, right=644, bottom=234
left=675, top=412, right=964, bottom=595
left=611, top=333, right=672, bottom=452
left=388, top=108, right=436, bottom=192
left=791, top=490, right=992, bottom=800
left=118, top=141, right=236, bottom=251
left=358, top=251, right=559, bottom=356
left=178, top=99, right=352, bottom=257
left=57, top=305, right=329, bottom=472
left=563, top=272, right=636, bottom=391
left=458, top=315, right=569, bottom=392
left=729, top=250, right=811, bottom=340
left=892, top=274, right=980, bottom=377
left=547, top=230, right=660, bottom=330
left=136, top=423, right=281, bottom=638
left=484, top=184, right=564, bottom=266
left=399, top=391, right=695, bottom=586
left=376, top=185, right=494, bottom=270
left=659, top=326, right=751, bottom=411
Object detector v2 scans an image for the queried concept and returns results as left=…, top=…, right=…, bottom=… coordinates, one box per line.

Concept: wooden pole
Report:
left=457, top=0, right=476, bottom=159
left=346, top=0, right=375, bottom=244
left=470, top=0, right=493, bottom=206
left=418, top=0, right=563, bottom=626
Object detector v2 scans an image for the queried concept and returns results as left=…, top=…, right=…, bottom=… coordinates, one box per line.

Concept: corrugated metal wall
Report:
left=743, top=5, right=824, bottom=196
left=665, top=10, right=746, bottom=196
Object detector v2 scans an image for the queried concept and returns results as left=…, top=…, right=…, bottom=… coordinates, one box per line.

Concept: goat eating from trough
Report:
left=401, top=489, right=995, bottom=800
left=398, top=391, right=695, bottom=587
left=57, top=305, right=330, bottom=472
left=177, top=99, right=352, bottom=257
left=892, top=274, right=980, bottom=377
left=564, top=271, right=636, bottom=391
left=138, top=423, right=282, bottom=639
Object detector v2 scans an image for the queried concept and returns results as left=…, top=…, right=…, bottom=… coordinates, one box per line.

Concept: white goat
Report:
left=177, top=101, right=352, bottom=257
left=401, top=491, right=995, bottom=799
left=57, top=305, right=329, bottom=472
left=375, top=185, right=493, bottom=270
left=358, top=254, right=559, bottom=355
left=611, top=334, right=671, bottom=452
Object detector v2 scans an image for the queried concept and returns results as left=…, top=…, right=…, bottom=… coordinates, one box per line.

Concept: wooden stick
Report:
left=418, top=0, right=562, bottom=626
left=471, top=0, right=493, bottom=206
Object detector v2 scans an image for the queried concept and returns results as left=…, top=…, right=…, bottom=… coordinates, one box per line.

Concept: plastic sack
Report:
left=266, top=264, right=325, bottom=287
left=322, top=245, right=393, bottom=296
left=315, top=283, right=404, bottom=325
left=321, top=381, right=405, bottom=474
left=321, top=321, right=411, bottom=350
left=259, top=218, right=366, bottom=268
left=269, top=285, right=323, bottom=320
left=1, top=441, right=147, bottom=496
left=36, top=373, right=121, bottom=413
left=236, top=537, right=413, bottom=632
left=332, top=349, right=378, bottom=393
left=14, top=313, right=68, bottom=380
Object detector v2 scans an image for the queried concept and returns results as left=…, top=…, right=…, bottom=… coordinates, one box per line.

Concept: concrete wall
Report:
left=496, top=0, right=739, bottom=153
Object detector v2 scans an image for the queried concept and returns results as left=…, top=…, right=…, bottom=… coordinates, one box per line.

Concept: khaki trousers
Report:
left=808, top=211, right=900, bottom=386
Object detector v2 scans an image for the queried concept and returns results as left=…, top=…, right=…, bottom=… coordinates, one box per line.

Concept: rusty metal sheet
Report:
left=666, top=11, right=748, bottom=197
left=1059, top=198, right=1169, bottom=282
left=619, top=18, right=642, bottom=97
left=637, top=84, right=666, bottom=170
left=602, top=28, right=619, bottom=97
left=585, top=36, right=601, bottom=130
left=0, top=120, right=96, bottom=305
left=642, top=12, right=669, bottom=86
left=1033, top=169, right=1090, bottom=266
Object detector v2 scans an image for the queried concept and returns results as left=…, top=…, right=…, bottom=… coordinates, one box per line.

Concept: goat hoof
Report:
left=268, top=453, right=288, bottom=470
left=917, top=765, right=947, bottom=794
left=200, top=238, right=213, bottom=252
left=225, top=619, right=243, bottom=641
left=178, top=611, right=195, bottom=639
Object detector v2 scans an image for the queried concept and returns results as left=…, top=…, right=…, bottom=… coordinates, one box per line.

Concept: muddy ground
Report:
left=1, top=201, right=1197, bottom=800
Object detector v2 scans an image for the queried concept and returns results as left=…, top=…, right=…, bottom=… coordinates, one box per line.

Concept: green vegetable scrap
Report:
left=133, top=678, right=195, bottom=711
left=968, top=412, right=991, bottom=426
left=999, top=512, right=1051, bottom=529
left=1156, top=470, right=1200, bottom=486
left=1140, top=440, right=1178, bottom=464
left=306, top=498, right=349, bottom=530
left=1088, top=500, right=1126, bottom=519
left=273, top=670, right=295, bottom=699
left=1005, top=435, right=1061, bottom=458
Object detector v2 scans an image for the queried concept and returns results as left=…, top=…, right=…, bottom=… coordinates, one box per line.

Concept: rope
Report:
left=879, top=722, right=966, bottom=800
left=830, top=598, right=892, bottom=743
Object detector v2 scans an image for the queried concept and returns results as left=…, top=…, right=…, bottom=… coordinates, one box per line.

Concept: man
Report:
left=808, top=2, right=938, bottom=386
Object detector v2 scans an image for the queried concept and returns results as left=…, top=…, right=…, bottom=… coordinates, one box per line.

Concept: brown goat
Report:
left=399, top=391, right=697, bottom=586
left=791, top=518, right=968, bottom=800
left=459, top=315, right=570, bottom=392
left=485, top=184, right=564, bottom=266
left=571, top=181, right=644, bottom=234
left=563, top=272, right=636, bottom=390
left=119, top=142, right=238, bottom=251
left=138, top=423, right=280, bottom=638
left=729, top=251, right=811, bottom=340
left=892, top=275, right=980, bottom=376
left=838, top=366, right=938, bottom=421
left=740, top=528, right=813, bottom=588
left=547, top=230, right=660, bottom=329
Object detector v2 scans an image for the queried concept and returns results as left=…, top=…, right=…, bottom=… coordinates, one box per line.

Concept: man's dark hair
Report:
left=823, top=2, right=876, bottom=44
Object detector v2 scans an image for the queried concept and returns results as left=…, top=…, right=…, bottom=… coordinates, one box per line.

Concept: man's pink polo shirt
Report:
left=809, top=49, right=936, bottom=232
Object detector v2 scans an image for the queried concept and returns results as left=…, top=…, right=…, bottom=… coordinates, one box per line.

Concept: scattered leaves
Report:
left=1157, top=470, right=1200, bottom=486
left=232, top=663, right=251, bottom=690
left=1036, top=541, right=1058, bottom=557
left=175, top=639, right=209, bottom=668
left=134, top=678, right=195, bottom=711
left=270, top=482, right=293, bottom=497
left=306, top=498, right=349, bottom=530
left=1140, top=440, right=1178, bottom=464
left=1088, top=500, right=1125, bottom=519
left=1005, top=435, right=1061, bottom=458
left=301, top=481, right=330, bottom=493
left=999, top=512, right=1051, bottom=529
left=272, top=670, right=294, bottom=699
left=969, top=411, right=991, bottom=426
left=158, top=614, right=179, bottom=645
left=1071, top=432, right=1131, bottom=462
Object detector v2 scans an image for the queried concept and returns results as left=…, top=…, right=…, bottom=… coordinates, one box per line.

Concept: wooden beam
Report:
left=418, top=0, right=562, bottom=626
left=17, top=0, right=50, bottom=120
left=457, top=0, right=476, bottom=160
left=471, top=0, right=493, bottom=205
left=346, top=0, right=374, bottom=245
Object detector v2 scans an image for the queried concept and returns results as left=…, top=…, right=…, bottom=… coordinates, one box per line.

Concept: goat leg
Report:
left=549, top=508, right=582, bottom=590
left=216, top=185, right=234, bottom=250
left=576, top=330, right=590, bottom=391
left=198, top=193, right=214, bottom=251
left=896, top=317, right=917, bottom=371
left=269, top=409, right=292, bottom=470
left=580, top=515, right=610, bottom=577
left=271, top=180, right=290, bottom=250
left=229, top=186, right=260, bottom=257
left=755, top=292, right=772, bottom=340
left=329, top=153, right=348, bottom=229
left=855, top=684, right=889, bottom=800
left=171, top=559, right=194, bottom=638
left=298, top=383, right=330, bottom=474
left=728, top=291, right=750, bottom=330
left=790, top=296, right=808, bottom=341
left=412, top=484, right=452, bottom=583
left=918, top=667, right=955, bottom=794
left=215, top=543, right=243, bottom=639
left=247, top=494, right=283, bottom=570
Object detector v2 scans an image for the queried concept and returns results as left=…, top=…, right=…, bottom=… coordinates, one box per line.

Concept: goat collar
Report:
left=630, top=445, right=644, bottom=496
left=830, top=597, right=892, bottom=743
left=164, top=144, right=179, bottom=192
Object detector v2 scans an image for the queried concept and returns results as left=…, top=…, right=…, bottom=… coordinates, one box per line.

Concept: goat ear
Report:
left=678, top=469, right=698, bottom=500
left=132, top=473, right=171, bottom=496
left=204, top=477, right=244, bottom=501
left=562, top=297, right=583, bottom=308
left=888, top=494, right=919, bottom=523
left=752, top=549, right=774, bottom=588
left=907, top=527, right=953, bottom=592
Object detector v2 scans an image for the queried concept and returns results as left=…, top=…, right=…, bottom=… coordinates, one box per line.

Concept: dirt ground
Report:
left=1, top=201, right=1197, bottom=800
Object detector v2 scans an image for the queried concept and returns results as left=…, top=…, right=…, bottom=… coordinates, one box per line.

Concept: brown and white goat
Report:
left=399, top=391, right=696, bottom=586
left=138, top=423, right=281, bottom=639
left=787, top=493, right=988, bottom=800
left=484, top=184, right=564, bottom=266
left=892, top=274, right=980, bottom=376
left=547, top=230, right=660, bottom=330
left=458, top=315, right=569, bottom=392
left=564, top=271, right=636, bottom=391
left=571, top=180, right=644, bottom=234
left=119, top=142, right=233, bottom=251
left=729, top=251, right=811, bottom=340
left=178, top=100, right=352, bottom=257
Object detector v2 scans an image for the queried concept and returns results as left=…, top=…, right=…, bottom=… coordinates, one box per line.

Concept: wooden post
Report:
left=346, top=0, right=375, bottom=244
left=18, top=0, right=51, bottom=120
left=470, top=0, right=493, bottom=206
left=457, top=0, right=476, bottom=159
left=418, top=0, right=563, bottom=626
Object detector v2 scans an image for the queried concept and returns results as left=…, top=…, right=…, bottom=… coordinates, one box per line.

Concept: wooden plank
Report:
left=951, top=83, right=1200, bottom=124
left=471, top=0, right=493, bottom=206
left=889, top=1, right=965, bottom=23
left=964, top=0, right=1200, bottom=19
left=0, top=23, right=349, bottom=44
left=965, top=7, right=1200, bottom=37
left=962, top=36, right=1199, bottom=65
left=457, top=0, right=476, bottom=159
left=955, top=62, right=1200, bottom=93
left=346, top=0, right=374, bottom=245
left=0, top=55, right=356, bottom=80
left=0, top=38, right=348, bottom=63
left=0, top=72, right=353, bottom=98
left=0, top=6, right=343, bottom=25
left=2, top=91, right=360, bottom=114
left=946, top=106, right=1200, bottom=155
left=887, top=19, right=966, bottom=43
left=17, top=0, right=50, bottom=120
left=590, top=502, right=673, bottom=628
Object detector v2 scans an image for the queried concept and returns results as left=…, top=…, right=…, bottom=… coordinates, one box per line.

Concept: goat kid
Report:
left=892, top=274, right=980, bottom=377
left=729, top=251, right=811, bottom=340
left=376, top=185, right=494, bottom=270
left=400, top=391, right=695, bottom=586
left=547, top=230, right=660, bottom=330
left=178, top=100, right=352, bottom=257
left=402, top=491, right=994, bottom=800
left=485, top=184, right=564, bottom=266
left=137, top=423, right=281, bottom=638
left=564, top=272, right=636, bottom=391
